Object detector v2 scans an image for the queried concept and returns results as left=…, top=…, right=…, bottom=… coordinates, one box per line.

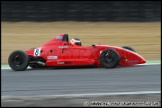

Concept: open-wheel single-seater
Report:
left=8, top=33, right=146, bottom=71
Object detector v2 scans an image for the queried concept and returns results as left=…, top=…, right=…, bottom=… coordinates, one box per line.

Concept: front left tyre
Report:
left=8, top=50, right=29, bottom=71
left=100, top=48, right=120, bottom=68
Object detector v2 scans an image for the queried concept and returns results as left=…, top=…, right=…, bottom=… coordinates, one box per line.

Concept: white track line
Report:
left=1, top=63, right=160, bottom=70
left=1, top=91, right=160, bottom=99
left=137, top=63, right=160, bottom=65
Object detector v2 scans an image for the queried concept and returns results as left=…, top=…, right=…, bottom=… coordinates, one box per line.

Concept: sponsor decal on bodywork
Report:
left=57, top=62, right=64, bottom=64
left=128, top=60, right=139, bottom=62
left=56, top=36, right=63, bottom=39
left=47, top=56, right=58, bottom=59
left=58, top=46, right=68, bottom=48
left=57, top=61, right=71, bottom=64
left=125, top=59, right=139, bottom=62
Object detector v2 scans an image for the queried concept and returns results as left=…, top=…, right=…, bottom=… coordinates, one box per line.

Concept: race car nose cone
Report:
left=141, top=59, right=146, bottom=64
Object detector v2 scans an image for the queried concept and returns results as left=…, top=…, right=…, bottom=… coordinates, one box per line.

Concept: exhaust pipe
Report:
left=37, top=61, right=45, bottom=66
left=29, top=61, right=45, bottom=66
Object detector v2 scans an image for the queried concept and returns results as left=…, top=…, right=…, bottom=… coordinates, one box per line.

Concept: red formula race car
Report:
left=8, top=33, right=146, bottom=71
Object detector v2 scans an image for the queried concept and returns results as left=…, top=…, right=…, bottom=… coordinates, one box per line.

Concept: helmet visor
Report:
left=75, top=42, right=82, bottom=46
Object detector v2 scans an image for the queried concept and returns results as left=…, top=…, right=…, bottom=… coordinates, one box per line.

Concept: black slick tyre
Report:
left=100, top=49, right=120, bottom=68
left=122, top=46, right=136, bottom=52
left=8, top=50, right=29, bottom=71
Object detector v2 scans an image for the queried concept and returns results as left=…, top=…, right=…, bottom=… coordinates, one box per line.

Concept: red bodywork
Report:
left=25, top=34, right=146, bottom=67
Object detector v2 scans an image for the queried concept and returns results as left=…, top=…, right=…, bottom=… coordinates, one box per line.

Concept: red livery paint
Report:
left=8, top=33, right=146, bottom=71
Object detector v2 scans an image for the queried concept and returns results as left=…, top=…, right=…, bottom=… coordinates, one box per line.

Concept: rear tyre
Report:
left=100, top=49, right=120, bottom=68
left=122, top=46, right=136, bottom=52
left=8, top=50, right=29, bottom=71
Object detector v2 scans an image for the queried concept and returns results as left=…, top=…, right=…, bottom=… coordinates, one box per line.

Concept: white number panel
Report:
left=34, top=48, right=41, bottom=56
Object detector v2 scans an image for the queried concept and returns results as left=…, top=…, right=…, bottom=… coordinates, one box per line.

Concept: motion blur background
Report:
left=1, top=1, right=161, bottom=64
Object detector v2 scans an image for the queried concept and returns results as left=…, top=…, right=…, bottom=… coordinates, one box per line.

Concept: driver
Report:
left=69, top=38, right=82, bottom=47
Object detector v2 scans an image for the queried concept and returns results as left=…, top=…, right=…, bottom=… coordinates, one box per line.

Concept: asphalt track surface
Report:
left=1, top=64, right=160, bottom=97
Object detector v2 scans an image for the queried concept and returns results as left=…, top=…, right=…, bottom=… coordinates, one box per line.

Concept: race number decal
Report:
left=34, top=48, right=41, bottom=56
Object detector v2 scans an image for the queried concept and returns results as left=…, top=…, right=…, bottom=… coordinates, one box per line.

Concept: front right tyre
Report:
left=122, top=46, right=136, bottom=52
left=8, top=50, right=29, bottom=71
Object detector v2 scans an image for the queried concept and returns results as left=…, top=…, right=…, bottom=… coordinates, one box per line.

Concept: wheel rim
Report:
left=104, top=51, right=115, bottom=64
left=12, top=54, right=23, bottom=67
